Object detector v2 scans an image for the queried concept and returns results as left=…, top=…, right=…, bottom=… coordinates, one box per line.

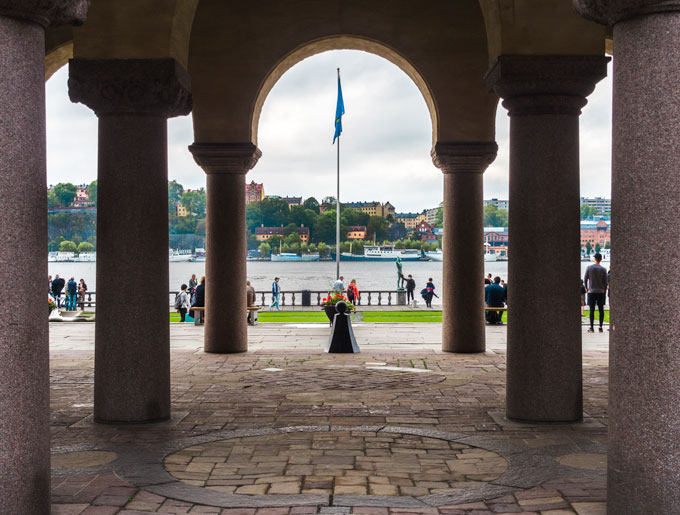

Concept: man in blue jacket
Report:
left=66, top=277, right=78, bottom=311
left=270, top=277, right=281, bottom=311
left=485, top=276, right=506, bottom=324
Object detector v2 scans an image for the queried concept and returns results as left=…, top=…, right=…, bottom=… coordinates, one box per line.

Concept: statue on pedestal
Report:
left=396, top=257, right=405, bottom=289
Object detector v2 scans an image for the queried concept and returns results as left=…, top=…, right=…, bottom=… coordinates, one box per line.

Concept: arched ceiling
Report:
left=188, top=0, right=498, bottom=145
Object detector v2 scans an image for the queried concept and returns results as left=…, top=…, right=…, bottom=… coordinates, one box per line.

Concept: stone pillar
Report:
left=432, top=142, right=497, bottom=353
left=0, top=2, right=88, bottom=512
left=69, top=59, right=192, bottom=423
left=574, top=1, right=680, bottom=511
left=486, top=56, right=608, bottom=422
left=189, top=143, right=261, bottom=353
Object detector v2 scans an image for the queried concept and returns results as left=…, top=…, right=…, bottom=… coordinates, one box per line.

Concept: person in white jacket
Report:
left=178, top=283, right=191, bottom=322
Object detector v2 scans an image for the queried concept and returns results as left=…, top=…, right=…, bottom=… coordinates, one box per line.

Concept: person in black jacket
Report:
left=51, top=274, right=65, bottom=308
left=405, top=274, right=416, bottom=304
left=190, top=276, right=205, bottom=322
left=485, top=276, right=505, bottom=324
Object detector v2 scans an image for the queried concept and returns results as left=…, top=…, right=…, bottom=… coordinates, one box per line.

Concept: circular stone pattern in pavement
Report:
left=240, top=368, right=446, bottom=391
left=163, top=430, right=507, bottom=496
left=557, top=452, right=607, bottom=471
left=52, top=451, right=118, bottom=470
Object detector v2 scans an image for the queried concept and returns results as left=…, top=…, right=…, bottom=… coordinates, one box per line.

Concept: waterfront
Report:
left=47, top=260, right=605, bottom=308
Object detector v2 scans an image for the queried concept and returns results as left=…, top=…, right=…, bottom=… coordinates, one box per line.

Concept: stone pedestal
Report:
left=487, top=56, right=607, bottom=422
left=397, top=290, right=407, bottom=306
left=0, top=2, right=88, bottom=512
left=432, top=142, right=497, bottom=353
left=189, top=143, right=261, bottom=353
left=69, top=59, right=191, bottom=423
left=574, top=1, right=680, bottom=511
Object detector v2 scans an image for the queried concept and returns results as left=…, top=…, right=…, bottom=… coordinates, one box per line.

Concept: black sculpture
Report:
left=326, top=301, right=360, bottom=353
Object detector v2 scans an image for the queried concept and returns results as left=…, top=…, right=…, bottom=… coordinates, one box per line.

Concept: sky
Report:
left=46, top=50, right=613, bottom=213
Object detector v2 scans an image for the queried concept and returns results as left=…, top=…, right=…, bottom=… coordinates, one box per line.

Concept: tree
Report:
left=88, top=180, right=97, bottom=204
left=484, top=205, right=508, bottom=227
left=52, top=183, right=77, bottom=207
left=303, top=197, right=320, bottom=214
left=580, top=204, right=599, bottom=219
left=258, top=242, right=271, bottom=257
left=289, top=206, right=317, bottom=230
left=59, top=240, right=77, bottom=252
left=435, top=203, right=443, bottom=228
left=321, top=196, right=337, bottom=211
left=313, top=210, right=337, bottom=243
left=168, top=180, right=184, bottom=215
left=181, top=190, right=206, bottom=217
left=605, top=241, right=610, bottom=249
left=388, top=222, right=407, bottom=241
left=595, top=242, right=602, bottom=253
left=585, top=241, right=593, bottom=255
left=366, top=216, right=388, bottom=241
left=72, top=235, right=83, bottom=246
left=77, top=241, right=95, bottom=253
left=317, top=242, right=328, bottom=256
left=341, top=207, right=369, bottom=227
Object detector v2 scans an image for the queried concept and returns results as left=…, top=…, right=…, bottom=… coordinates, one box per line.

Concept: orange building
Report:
left=580, top=219, right=611, bottom=248
left=246, top=180, right=264, bottom=204
left=255, top=225, right=310, bottom=243
left=345, top=225, right=366, bottom=240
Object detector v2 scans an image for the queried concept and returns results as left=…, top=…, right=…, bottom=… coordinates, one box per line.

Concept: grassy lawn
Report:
left=162, top=309, right=608, bottom=324
left=583, top=310, right=611, bottom=323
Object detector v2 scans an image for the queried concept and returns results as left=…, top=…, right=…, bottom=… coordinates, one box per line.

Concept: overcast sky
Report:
left=46, top=50, right=612, bottom=213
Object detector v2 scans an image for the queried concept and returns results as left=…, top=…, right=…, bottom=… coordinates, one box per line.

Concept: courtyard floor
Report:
left=49, top=322, right=609, bottom=515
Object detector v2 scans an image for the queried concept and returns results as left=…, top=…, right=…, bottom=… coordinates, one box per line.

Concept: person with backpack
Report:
left=347, top=279, right=359, bottom=305
left=175, top=284, right=191, bottom=322
left=422, top=278, right=438, bottom=308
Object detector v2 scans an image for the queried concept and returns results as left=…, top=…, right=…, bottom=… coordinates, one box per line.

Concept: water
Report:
left=48, top=260, right=606, bottom=308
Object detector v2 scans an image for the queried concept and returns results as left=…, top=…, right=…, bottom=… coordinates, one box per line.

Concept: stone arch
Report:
left=45, top=27, right=74, bottom=80
left=250, top=36, right=438, bottom=146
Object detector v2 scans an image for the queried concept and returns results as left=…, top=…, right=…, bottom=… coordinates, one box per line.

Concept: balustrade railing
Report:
left=72, top=289, right=409, bottom=309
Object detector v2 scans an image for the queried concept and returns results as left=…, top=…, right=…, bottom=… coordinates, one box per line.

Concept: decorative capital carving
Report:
left=0, top=0, right=89, bottom=27
left=68, top=59, right=192, bottom=118
left=485, top=55, right=609, bottom=117
left=574, top=0, right=680, bottom=25
left=431, top=142, right=498, bottom=173
left=189, top=143, right=262, bottom=175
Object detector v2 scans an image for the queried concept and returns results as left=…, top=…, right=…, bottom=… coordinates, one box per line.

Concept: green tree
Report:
left=388, top=222, right=407, bottom=241
left=595, top=242, right=602, bottom=253
left=77, top=241, right=95, bottom=253
left=88, top=180, right=97, bottom=204
left=59, top=240, right=77, bottom=252
left=484, top=205, right=508, bottom=227
left=281, top=242, right=290, bottom=253
left=366, top=216, right=388, bottom=241
left=181, top=190, right=206, bottom=217
left=289, top=206, right=317, bottom=230
left=317, top=242, right=328, bottom=257
left=168, top=180, right=184, bottom=215
left=303, top=197, right=320, bottom=214
left=247, top=234, right=259, bottom=250
left=341, top=207, right=369, bottom=227
left=71, top=235, right=83, bottom=246
left=585, top=241, right=593, bottom=255
left=605, top=241, right=610, bottom=249
left=313, top=210, right=337, bottom=243
left=259, top=242, right=271, bottom=257
left=580, top=204, right=599, bottom=219
left=435, top=203, right=443, bottom=227
left=52, top=183, right=77, bottom=207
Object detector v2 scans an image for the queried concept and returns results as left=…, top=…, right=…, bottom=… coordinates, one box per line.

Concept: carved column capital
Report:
left=189, top=143, right=262, bottom=175
left=68, top=59, right=192, bottom=118
left=485, top=55, right=609, bottom=117
left=431, top=142, right=498, bottom=174
left=0, top=0, right=89, bottom=27
left=574, top=0, right=680, bottom=25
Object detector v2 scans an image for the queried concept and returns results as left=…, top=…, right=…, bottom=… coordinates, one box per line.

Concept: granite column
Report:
left=432, top=142, right=497, bottom=353
left=69, top=59, right=192, bottom=423
left=487, top=56, right=608, bottom=422
left=573, top=1, right=680, bottom=510
left=0, top=2, right=88, bottom=512
left=189, top=143, right=261, bottom=353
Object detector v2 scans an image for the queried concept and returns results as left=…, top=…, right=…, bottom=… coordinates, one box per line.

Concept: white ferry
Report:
left=48, top=251, right=76, bottom=262
left=591, top=248, right=611, bottom=262
left=74, top=252, right=96, bottom=262
left=340, top=245, right=422, bottom=261
left=169, top=248, right=193, bottom=262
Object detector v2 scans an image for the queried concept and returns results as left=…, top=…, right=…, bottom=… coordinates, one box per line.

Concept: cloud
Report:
left=46, top=53, right=613, bottom=209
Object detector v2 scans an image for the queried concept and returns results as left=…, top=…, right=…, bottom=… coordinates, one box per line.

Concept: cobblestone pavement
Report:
left=50, top=323, right=608, bottom=514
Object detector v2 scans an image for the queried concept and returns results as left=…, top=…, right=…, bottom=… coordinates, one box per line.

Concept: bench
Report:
left=247, top=306, right=261, bottom=325
left=192, top=307, right=205, bottom=325
left=485, top=305, right=507, bottom=325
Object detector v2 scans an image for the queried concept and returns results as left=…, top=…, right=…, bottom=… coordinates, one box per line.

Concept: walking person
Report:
left=405, top=274, right=416, bottom=305
left=51, top=274, right=65, bottom=308
left=422, top=278, right=438, bottom=308
left=246, top=280, right=256, bottom=325
left=347, top=279, right=359, bottom=305
left=270, top=277, right=281, bottom=311
left=77, top=279, right=87, bottom=310
left=66, top=277, right=78, bottom=311
left=177, top=284, right=191, bottom=322
left=584, top=252, right=608, bottom=332
left=332, top=276, right=345, bottom=293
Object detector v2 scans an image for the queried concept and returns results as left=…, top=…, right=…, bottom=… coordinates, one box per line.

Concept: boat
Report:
left=424, top=246, right=499, bottom=262
left=338, top=245, right=422, bottom=261
left=424, top=250, right=443, bottom=262
left=270, top=252, right=320, bottom=262
left=591, top=248, right=610, bottom=261
left=49, top=251, right=76, bottom=262
left=169, top=248, right=193, bottom=262
left=74, top=252, right=96, bottom=262
left=191, top=247, right=206, bottom=262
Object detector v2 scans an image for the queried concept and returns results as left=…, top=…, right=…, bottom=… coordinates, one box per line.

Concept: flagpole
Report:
left=336, top=68, right=341, bottom=280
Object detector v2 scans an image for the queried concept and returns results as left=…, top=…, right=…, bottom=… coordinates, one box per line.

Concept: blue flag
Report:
left=333, top=74, right=344, bottom=144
